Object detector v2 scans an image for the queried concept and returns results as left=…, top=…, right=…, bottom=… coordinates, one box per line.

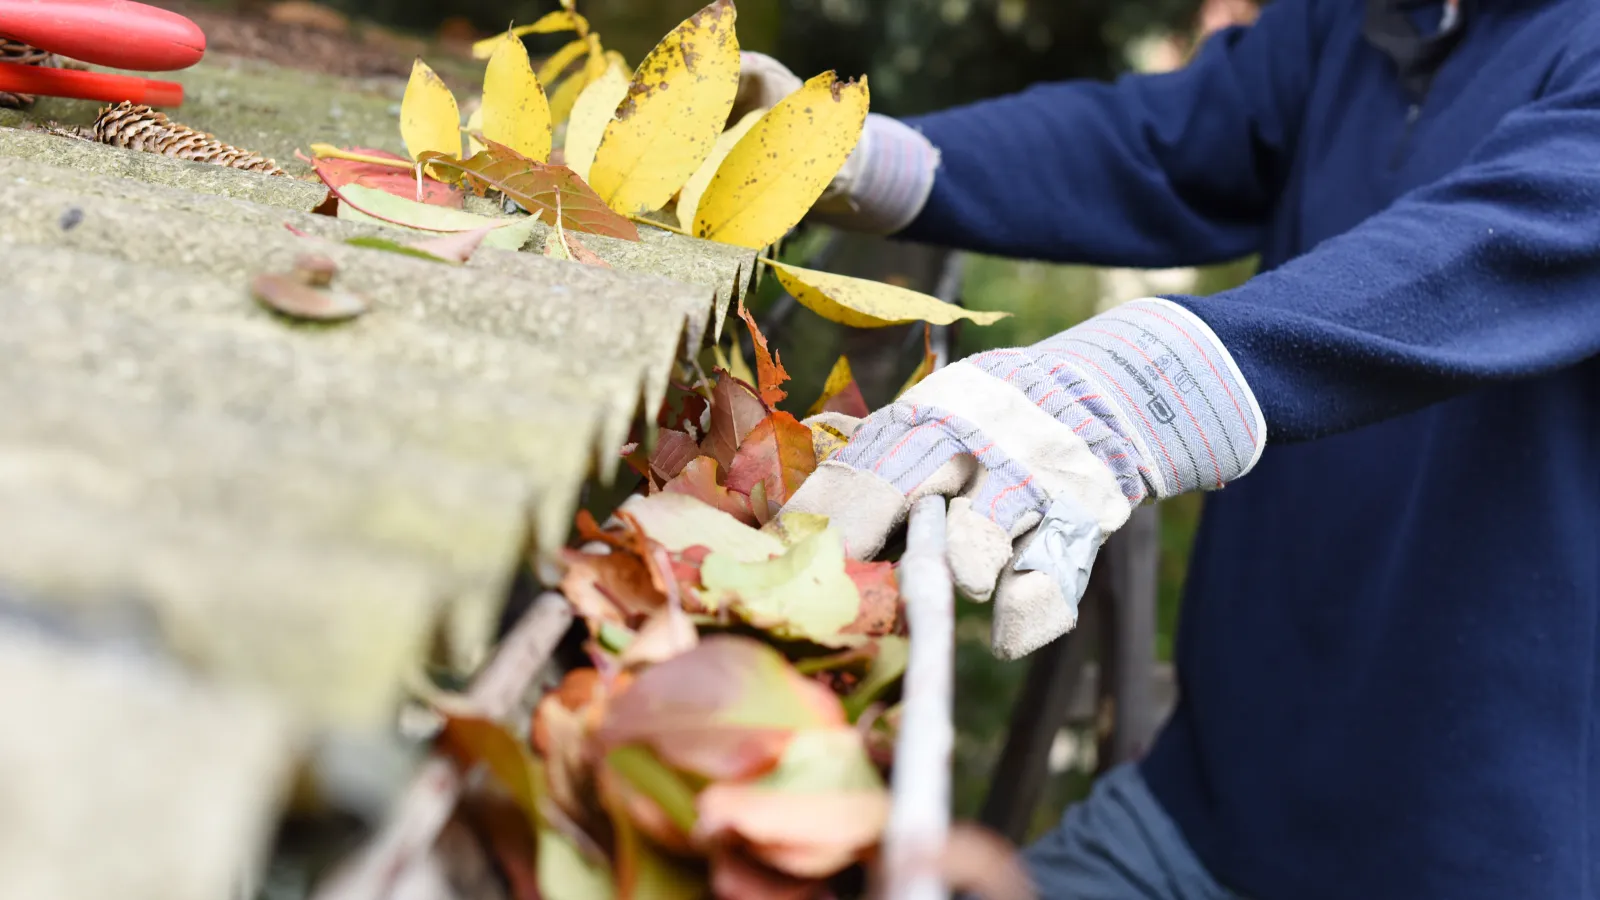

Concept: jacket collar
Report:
left=1364, top=0, right=1470, bottom=101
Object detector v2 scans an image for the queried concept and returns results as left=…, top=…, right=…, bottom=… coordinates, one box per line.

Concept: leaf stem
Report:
left=627, top=213, right=690, bottom=237
left=307, top=143, right=415, bottom=170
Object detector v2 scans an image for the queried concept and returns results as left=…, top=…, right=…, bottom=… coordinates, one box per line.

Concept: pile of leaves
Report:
left=425, top=308, right=1031, bottom=900
left=292, top=0, right=1009, bottom=331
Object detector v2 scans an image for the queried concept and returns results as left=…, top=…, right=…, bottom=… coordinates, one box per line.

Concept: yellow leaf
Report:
left=563, top=55, right=630, bottom=182
left=481, top=32, right=552, bottom=162
left=465, top=105, right=485, bottom=156
left=694, top=72, right=869, bottom=249
left=470, top=11, right=591, bottom=59
left=547, top=35, right=606, bottom=126
left=588, top=0, right=741, bottom=217
left=537, top=37, right=591, bottom=88
left=676, top=108, right=764, bottom=231
left=808, top=421, right=850, bottom=464
left=764, top=260, right=1012, bottom=329
left=400, top=58, right=462, bottom=162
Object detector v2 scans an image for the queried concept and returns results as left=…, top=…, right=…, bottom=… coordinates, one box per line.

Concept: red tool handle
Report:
left=0, top=0, right=205, bottom=72
left=0, top=60, right=182, bottom=104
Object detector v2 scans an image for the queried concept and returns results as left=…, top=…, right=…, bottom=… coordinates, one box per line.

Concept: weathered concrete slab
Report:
left=0, top=619, right=295, bottom=900
left=0, top=130, right=759, bottom=338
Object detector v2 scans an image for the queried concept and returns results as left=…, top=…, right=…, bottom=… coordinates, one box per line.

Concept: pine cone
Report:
left=91, top=102, right=286, bottom=177
left=0, top=38, right=58, bottom=110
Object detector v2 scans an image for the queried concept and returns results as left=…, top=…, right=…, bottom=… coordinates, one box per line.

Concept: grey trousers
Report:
left=1021, top=763, right=1241, bottom=899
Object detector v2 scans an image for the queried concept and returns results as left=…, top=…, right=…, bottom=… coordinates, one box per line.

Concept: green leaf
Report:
left=334, top=183, right=540, bottom=250
left=699, top=529, right=860, bottom=641
left=537, top=827, right=616, bottom=900
left=842, top=637, right=908, bottom=721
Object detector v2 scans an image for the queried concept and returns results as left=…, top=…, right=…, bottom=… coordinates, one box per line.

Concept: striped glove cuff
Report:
left=1029, top=297, right=1266, bottom=499
left=810, top=114, right=940, bottom=236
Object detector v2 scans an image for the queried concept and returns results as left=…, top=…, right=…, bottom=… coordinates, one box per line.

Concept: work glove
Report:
left=784, top=299, right=1266, bottom=659
left=734, top=51, right=941, bottom=235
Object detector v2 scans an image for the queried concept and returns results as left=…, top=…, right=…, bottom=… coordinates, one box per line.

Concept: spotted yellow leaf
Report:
left=401, top=58, right=461, bottom=162
left=694, top=72, right=868, bottom=249
left=763, top=259, right=1011, bottom=329
left=564, top=55, right=631, bottom=183
left=470, top=10, right=590, bottom=58
left=481, top=32, right=552, bottom=162
left=589, top=0, right=741, bottom=216
left=676, top=108, right=764, bottom=232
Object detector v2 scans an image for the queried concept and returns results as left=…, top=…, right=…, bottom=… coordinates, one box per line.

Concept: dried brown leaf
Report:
left=419, top=139, right=639, bottom=240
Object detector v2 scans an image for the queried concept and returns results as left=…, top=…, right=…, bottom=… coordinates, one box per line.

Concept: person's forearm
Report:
left=1163, top=55, right=1600, bottom=443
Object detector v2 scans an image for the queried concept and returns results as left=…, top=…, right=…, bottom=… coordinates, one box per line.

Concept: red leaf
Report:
left=663, top=457, right=758, bottom=526
left=648, top=429, right=700, bottom=484
left=725, top=412, right=818, bottom=510
left=736, top=299, right=789, bottom=408
left=597, top=636, right=845, bottom=782
left=702, top=372, right=772, bottom=471
left=841, top=560, right=902, bottom=636
left=821, top=381, right=868, bottom=418
left=307, top=149, right=463, bottom=207
left=418, top=140, right=640, bottom=241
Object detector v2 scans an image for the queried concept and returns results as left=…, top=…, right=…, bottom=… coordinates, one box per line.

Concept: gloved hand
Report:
left=733, top=51, right=940, bottom=235
left=785, top=299, right=1266, bottom=659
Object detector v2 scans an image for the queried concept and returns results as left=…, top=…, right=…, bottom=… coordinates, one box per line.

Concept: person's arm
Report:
left=1168, top=37, right=1600, bottom=443
left=838, top=0, right=1322, bottom=263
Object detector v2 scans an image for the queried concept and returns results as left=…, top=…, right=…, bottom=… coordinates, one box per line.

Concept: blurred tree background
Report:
left=268, top=0, right=1261, bottom=835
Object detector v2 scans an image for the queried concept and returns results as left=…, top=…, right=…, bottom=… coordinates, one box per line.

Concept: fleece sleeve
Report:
left=1171, top=40, right=1600, bottom=442
left=895, top=0, right=1321, bottom=266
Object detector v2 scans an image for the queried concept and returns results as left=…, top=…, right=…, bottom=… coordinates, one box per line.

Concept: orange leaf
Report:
left=307, top=149, right=463, bottom=207
left=701, top=372, right=769, bottom=471
left=559, top=548, right=665, bottom=628
left=724, top=412, right=817, bottom=511
left=418, top=139, right=639, bottom=240
left=695, top=786, right=889, bottom=879
left=841, top=560, right=901, bottom=636
left=710, top=850, right=822, bottom=900
left=662, top=457, right=757, bottom=526
left=736, top=299, right=789, bottom=407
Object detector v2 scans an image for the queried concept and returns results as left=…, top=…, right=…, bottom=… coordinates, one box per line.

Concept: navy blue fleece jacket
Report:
left=900, top=1, right=1600, bottom=898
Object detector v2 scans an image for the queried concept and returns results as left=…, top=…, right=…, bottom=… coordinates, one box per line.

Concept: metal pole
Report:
left=883, top=494, right=955, bottom=900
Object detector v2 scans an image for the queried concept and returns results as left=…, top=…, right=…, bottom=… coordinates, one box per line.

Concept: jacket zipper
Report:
left=1389, top=102, right=1422, bottom=170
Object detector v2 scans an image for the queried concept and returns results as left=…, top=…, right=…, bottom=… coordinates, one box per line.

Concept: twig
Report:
left=627, top=213, right=692, bottom=237
left=310, top=593, right=574, bottom=900
left=882, top=495, right=955, bottom=900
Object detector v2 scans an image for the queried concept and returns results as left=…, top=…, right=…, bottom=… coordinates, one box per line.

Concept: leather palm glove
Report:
left=733, top=51, right=941, bottom=234
left=785, top=299, right=1266, bottom=659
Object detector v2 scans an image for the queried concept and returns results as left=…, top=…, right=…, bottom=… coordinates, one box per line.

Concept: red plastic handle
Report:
left=0, top=0, right=205, bottom=72
left=0, top=60, right=182, bottom=104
